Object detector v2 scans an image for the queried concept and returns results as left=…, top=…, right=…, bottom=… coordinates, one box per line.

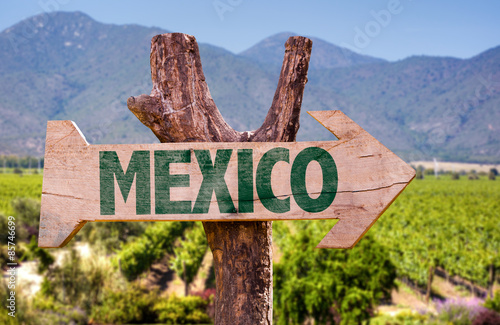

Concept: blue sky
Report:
left=2, top=0, right=500, bottom=61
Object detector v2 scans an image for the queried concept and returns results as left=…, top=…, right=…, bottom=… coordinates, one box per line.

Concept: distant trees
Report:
left=489, top=168, right=497, bottom=180
left=0, top=155, right=44, bottom=169
left=415, top=165, right=425, bottom=179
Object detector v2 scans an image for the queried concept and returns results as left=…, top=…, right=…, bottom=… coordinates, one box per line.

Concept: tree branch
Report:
left=128, top=32, right=312, bottom=325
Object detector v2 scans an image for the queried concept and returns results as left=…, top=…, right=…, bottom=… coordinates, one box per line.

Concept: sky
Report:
left=1, top=0, right=500, bottom=61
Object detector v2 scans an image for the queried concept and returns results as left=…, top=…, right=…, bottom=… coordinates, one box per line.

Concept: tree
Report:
left=416, top=166, right=424, bottom=179
left=170, top=222, right=208, bottom=296
left=274, top=221, right=396, bottom=325
left=489, top=168, right=497, bottom=180
left=128, top=33, right=312, bottom=324
left=116, top=221, right=192, bottom=281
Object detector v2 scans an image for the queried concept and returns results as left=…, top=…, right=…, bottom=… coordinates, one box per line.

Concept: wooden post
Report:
left=128, top=33, right=312, bottom=324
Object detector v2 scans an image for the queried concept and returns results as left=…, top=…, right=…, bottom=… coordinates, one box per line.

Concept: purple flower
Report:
left=435, top=297, right=488, bottom=324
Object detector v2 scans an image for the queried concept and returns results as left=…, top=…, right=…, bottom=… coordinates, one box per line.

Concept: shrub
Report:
left=153, top=294, right=212, bottom=324
left=116, top=221, right=192, bottom=280
left=416, top=168, right=424, bottom=179
left=435, top=297, right=487, bottom=325
left=21, top=235, right=54, bottom=273
left=170, top=222, right=208, bottom=295
left=32, top=295, right=87, bottom=325
left=274, top=221, right=397, bottom=325
left=484, top=291, right=500, bottom=313
left=472, top=309, right=500, bottom=325
left=11, top=197, right=40, bottom=240
left=468, top=171, right=479, bottom=180
left=91, top=284, right=158, bottom=324
left=78, top=221, right=148, bottom=253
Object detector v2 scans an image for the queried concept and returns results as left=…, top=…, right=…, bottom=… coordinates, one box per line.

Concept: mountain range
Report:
left=0, top=11, right=499, bottom=163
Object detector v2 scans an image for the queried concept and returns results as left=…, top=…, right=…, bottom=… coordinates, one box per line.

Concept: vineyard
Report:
left=371, top=175, right=500, bottom=294
left=0, top=173, right=42, bottom=216
left=1, top=171, right=499, bottom=323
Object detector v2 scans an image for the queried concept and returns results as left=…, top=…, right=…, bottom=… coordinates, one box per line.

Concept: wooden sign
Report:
left=39, top=110, right=415, bottom=249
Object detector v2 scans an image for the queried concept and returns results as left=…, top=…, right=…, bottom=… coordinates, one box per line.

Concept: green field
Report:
left=0, top=172, right=498, bottom=288
left=0, top=173, right=43, bottom=216
left=0, top=172, right=499, bottom=324
left=372, top=175, right=500, bottom=289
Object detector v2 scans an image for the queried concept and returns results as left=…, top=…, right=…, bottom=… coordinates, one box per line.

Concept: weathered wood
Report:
left=39, top=111, right=415, bottom=249
left=128, top=33, right=312, bottom=325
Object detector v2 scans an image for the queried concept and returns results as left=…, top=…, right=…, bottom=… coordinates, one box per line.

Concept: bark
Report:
left=128, top=33, right=312, bottom=324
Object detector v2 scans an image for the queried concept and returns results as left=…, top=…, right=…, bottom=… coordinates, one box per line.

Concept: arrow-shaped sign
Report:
left=39, top=110, right=415, bottom=248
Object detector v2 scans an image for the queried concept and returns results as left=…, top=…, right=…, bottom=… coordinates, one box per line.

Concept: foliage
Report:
left=11, top=197, right=40, bottom=240
left=0, top=155, right=44, bottom=169
left=170, top=222, right=208, bottom=295
left=484, top=291, right=500, bottom=313
left=0, top=174, right=42, bottom=217
left=153, top=294, right=212, bottom=324
left=273, top=220, right=397, bottom=325
left=415, top=168, right=424, bottom=180
left=41, top=249, right=93, bottom=308
left=468, top=171, right=480, bottom=180
left=77, top=221, right=148, bottom=253
left=90, top=283, right=158, bottom=324
left=0, top=279, right=39, bottom=325
left=372, top=176, right=500, bottom=289
left=21, top=236, right=55, bottom=273
left=91, top=286, right=213, bottom=324
left=370, top=310, right=429, bottom=325
left=36, top=247, right=117, bottom=322
left=32, top=295, right=88, bottom=325
left=434, top=297, right=487, bottom=325
left=116, top=221, right=193, bottom=280
left=472, top=309, right=500, bottom=325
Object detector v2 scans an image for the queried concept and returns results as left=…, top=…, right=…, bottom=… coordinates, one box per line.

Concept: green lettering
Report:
left=238, top=149, right=254, bottom=213
left=100, top=151, right=150, bottom=215
left=193, top=149, right=236, bottom=214
left=256, top=147, right=290, bottom=213
left=155, top=150, right=192, bottom=214
left=291, top=147, right=337, bottom=213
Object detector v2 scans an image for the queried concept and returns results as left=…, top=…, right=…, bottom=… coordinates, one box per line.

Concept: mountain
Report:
left=239, top=32, right=385, bottom=71
left=0, top=12, right=499, bottom=163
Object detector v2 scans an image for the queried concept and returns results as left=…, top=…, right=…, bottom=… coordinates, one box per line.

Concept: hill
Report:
left=0, top=12, right=499, bottom=163
left=239, top=31, right=386, bottom=71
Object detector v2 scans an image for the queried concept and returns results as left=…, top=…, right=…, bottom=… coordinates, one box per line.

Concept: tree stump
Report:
left=128, top=33, right=312, bottom=324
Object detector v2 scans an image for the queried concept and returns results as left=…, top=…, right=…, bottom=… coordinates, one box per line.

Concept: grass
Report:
left=0, top=173, right=43, bottom=216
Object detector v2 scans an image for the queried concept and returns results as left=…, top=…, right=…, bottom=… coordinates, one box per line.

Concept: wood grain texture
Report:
left=39, top=111, right=415, bottom=249
left=128, top=33, right=313, bottom=325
